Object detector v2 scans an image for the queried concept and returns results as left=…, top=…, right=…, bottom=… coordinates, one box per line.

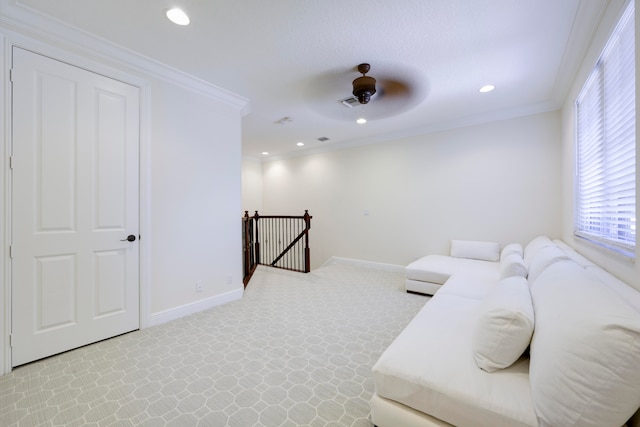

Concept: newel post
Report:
left=243, top=211, right=250, bottom=279
left=253, top=211, right=261, bottom=265
left=303, top=210, right=311, bottom=273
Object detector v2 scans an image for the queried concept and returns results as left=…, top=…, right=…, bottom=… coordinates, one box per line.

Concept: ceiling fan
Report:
left=305, top=62, right=428, bottom=121
left=344, top=62, right=418, bottom=109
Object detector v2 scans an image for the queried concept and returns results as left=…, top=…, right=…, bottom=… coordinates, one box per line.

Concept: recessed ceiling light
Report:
left=479, top=84, right=496, bottom=93
left=356, top=118, right=367, bottom=124
left=261, top=151, right=269, bottom=155
left=296, top=142, right=304, bottom=147
left=166, top=8, right=190, bottom=25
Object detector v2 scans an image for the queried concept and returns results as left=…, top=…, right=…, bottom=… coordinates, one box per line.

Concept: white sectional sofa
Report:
left=371, top=236, right=640, bottom=427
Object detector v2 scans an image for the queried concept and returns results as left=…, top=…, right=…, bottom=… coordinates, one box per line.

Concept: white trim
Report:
left=262, top=100, right=557, bottom=163
left=138, top=82, right=152, bottom=330
left=572, top=234, right=637, bottom=264
left=322, top=256, right=406, bottom=273
left=148, top=289, right=244, bottom=328
left=549, top=0, right=609, bottom=108
left=0, top=32, right=9, bottom=376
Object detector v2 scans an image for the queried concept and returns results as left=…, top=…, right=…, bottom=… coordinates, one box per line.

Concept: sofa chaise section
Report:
left=373, top=291, right=537, bottom=427
left=405, top=240, right=503, bottom=296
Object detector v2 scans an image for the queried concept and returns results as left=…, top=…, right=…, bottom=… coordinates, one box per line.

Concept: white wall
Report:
left=261, top=111, right=562, bottom=268
left=560, top=0, right=639, bottom=290
left=242, top=155, right=263, bottom=214
left=148, top=81, right=244, bottom=317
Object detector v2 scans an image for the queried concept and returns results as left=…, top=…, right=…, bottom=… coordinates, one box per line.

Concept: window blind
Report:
left=575, top=1, right=635, bottom=257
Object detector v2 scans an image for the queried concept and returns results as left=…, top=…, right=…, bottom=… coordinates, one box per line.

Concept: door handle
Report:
left=121, top=234, right=136, bottom=242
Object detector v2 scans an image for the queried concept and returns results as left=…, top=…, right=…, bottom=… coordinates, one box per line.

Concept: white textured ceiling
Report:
left=6, top=0, right=610, bottom=159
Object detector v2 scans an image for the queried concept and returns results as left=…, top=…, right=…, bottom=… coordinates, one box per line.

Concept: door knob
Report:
left=121, top=234, right=136, bottom=242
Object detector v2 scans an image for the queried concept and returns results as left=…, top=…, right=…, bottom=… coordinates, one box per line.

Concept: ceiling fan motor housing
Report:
left=352, top=63, right=376, bottom=104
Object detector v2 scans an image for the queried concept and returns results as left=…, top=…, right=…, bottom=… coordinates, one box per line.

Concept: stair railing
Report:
left=243, top=210, right=312, bottom=285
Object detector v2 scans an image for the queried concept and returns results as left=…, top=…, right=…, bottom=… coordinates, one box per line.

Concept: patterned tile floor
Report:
left=0, top=262, right=428, bottom=426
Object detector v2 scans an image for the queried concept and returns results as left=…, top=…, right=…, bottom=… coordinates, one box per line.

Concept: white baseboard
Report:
left=322, top=256, right=405, bottom=273
left=148, top=288, right=244, bottom=328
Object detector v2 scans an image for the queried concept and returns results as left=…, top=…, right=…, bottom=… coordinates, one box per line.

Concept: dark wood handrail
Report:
left=242, top=210, right=312, bottom=286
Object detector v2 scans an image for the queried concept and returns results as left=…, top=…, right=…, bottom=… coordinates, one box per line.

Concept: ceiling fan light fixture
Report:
left=352, top=63, right=377, bottom=104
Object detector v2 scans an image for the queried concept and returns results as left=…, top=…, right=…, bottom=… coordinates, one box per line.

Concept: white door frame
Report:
left=0, top=31, right=152, bottom=375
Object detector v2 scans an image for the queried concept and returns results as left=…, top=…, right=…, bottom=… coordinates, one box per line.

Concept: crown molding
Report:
left=262, top=100, right=558, bottom=163
left=549, top=0, right=613, bottom=108
left=0, top=0, right=250, bottom=115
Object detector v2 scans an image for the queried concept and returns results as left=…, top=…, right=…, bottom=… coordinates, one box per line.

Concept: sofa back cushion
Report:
left=500, top=243, right=524, bottom=261
left=552, top=239, right=596, bottom=268
left=472, top=276, right=534, bottom=372
left=450, top=240, right=500, bottom=262
left=585, top=265, right=640, bottom=312
left=499, top=253, right=527, bottom=279
left=529, top=260, right=640, bottom=427
left=523, top=235, right=555, bottom=267
left=526, top=245, right=569, bottom=283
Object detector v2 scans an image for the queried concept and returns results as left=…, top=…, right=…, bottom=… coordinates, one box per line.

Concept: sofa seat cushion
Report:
left=373, top=294, right=538, bottom=427
left=434, top=274, right=499, bottom=301
left=429, top=259, right=501, bottom=300
left=406, top=255, right=500, bottom=291
left=406, top=255, right=455, bottom=284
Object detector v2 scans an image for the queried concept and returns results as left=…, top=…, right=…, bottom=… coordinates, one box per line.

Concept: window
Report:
left=575, top=1, right=636, bottom=258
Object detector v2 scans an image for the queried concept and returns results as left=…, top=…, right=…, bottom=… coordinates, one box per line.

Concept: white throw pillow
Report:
left=500, top=253, right=527, bottom=279
left=500, top=243, right=523, bottom=261
left=450, top=240, right=500, bottom=262
left=472, top=276, right=534, bottom=372
left=530, top=261, right=640, bottom=427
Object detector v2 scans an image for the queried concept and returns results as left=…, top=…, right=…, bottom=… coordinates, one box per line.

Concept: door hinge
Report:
left=9, top=68, right=12, bottom=82
left=9, top=156, right=13, bottom=169
left=8, top=335, right=12, bottom=348
left=9, top=245, right=12, bottom=259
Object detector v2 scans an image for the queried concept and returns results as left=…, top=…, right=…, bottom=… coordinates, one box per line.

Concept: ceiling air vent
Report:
left=317, top=137, right=329, bottom=142
left=339, top=96, right=360, bottom=108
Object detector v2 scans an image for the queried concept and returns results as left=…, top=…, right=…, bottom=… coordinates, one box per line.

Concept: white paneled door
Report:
left=10, top=47, right=140, bottom=367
